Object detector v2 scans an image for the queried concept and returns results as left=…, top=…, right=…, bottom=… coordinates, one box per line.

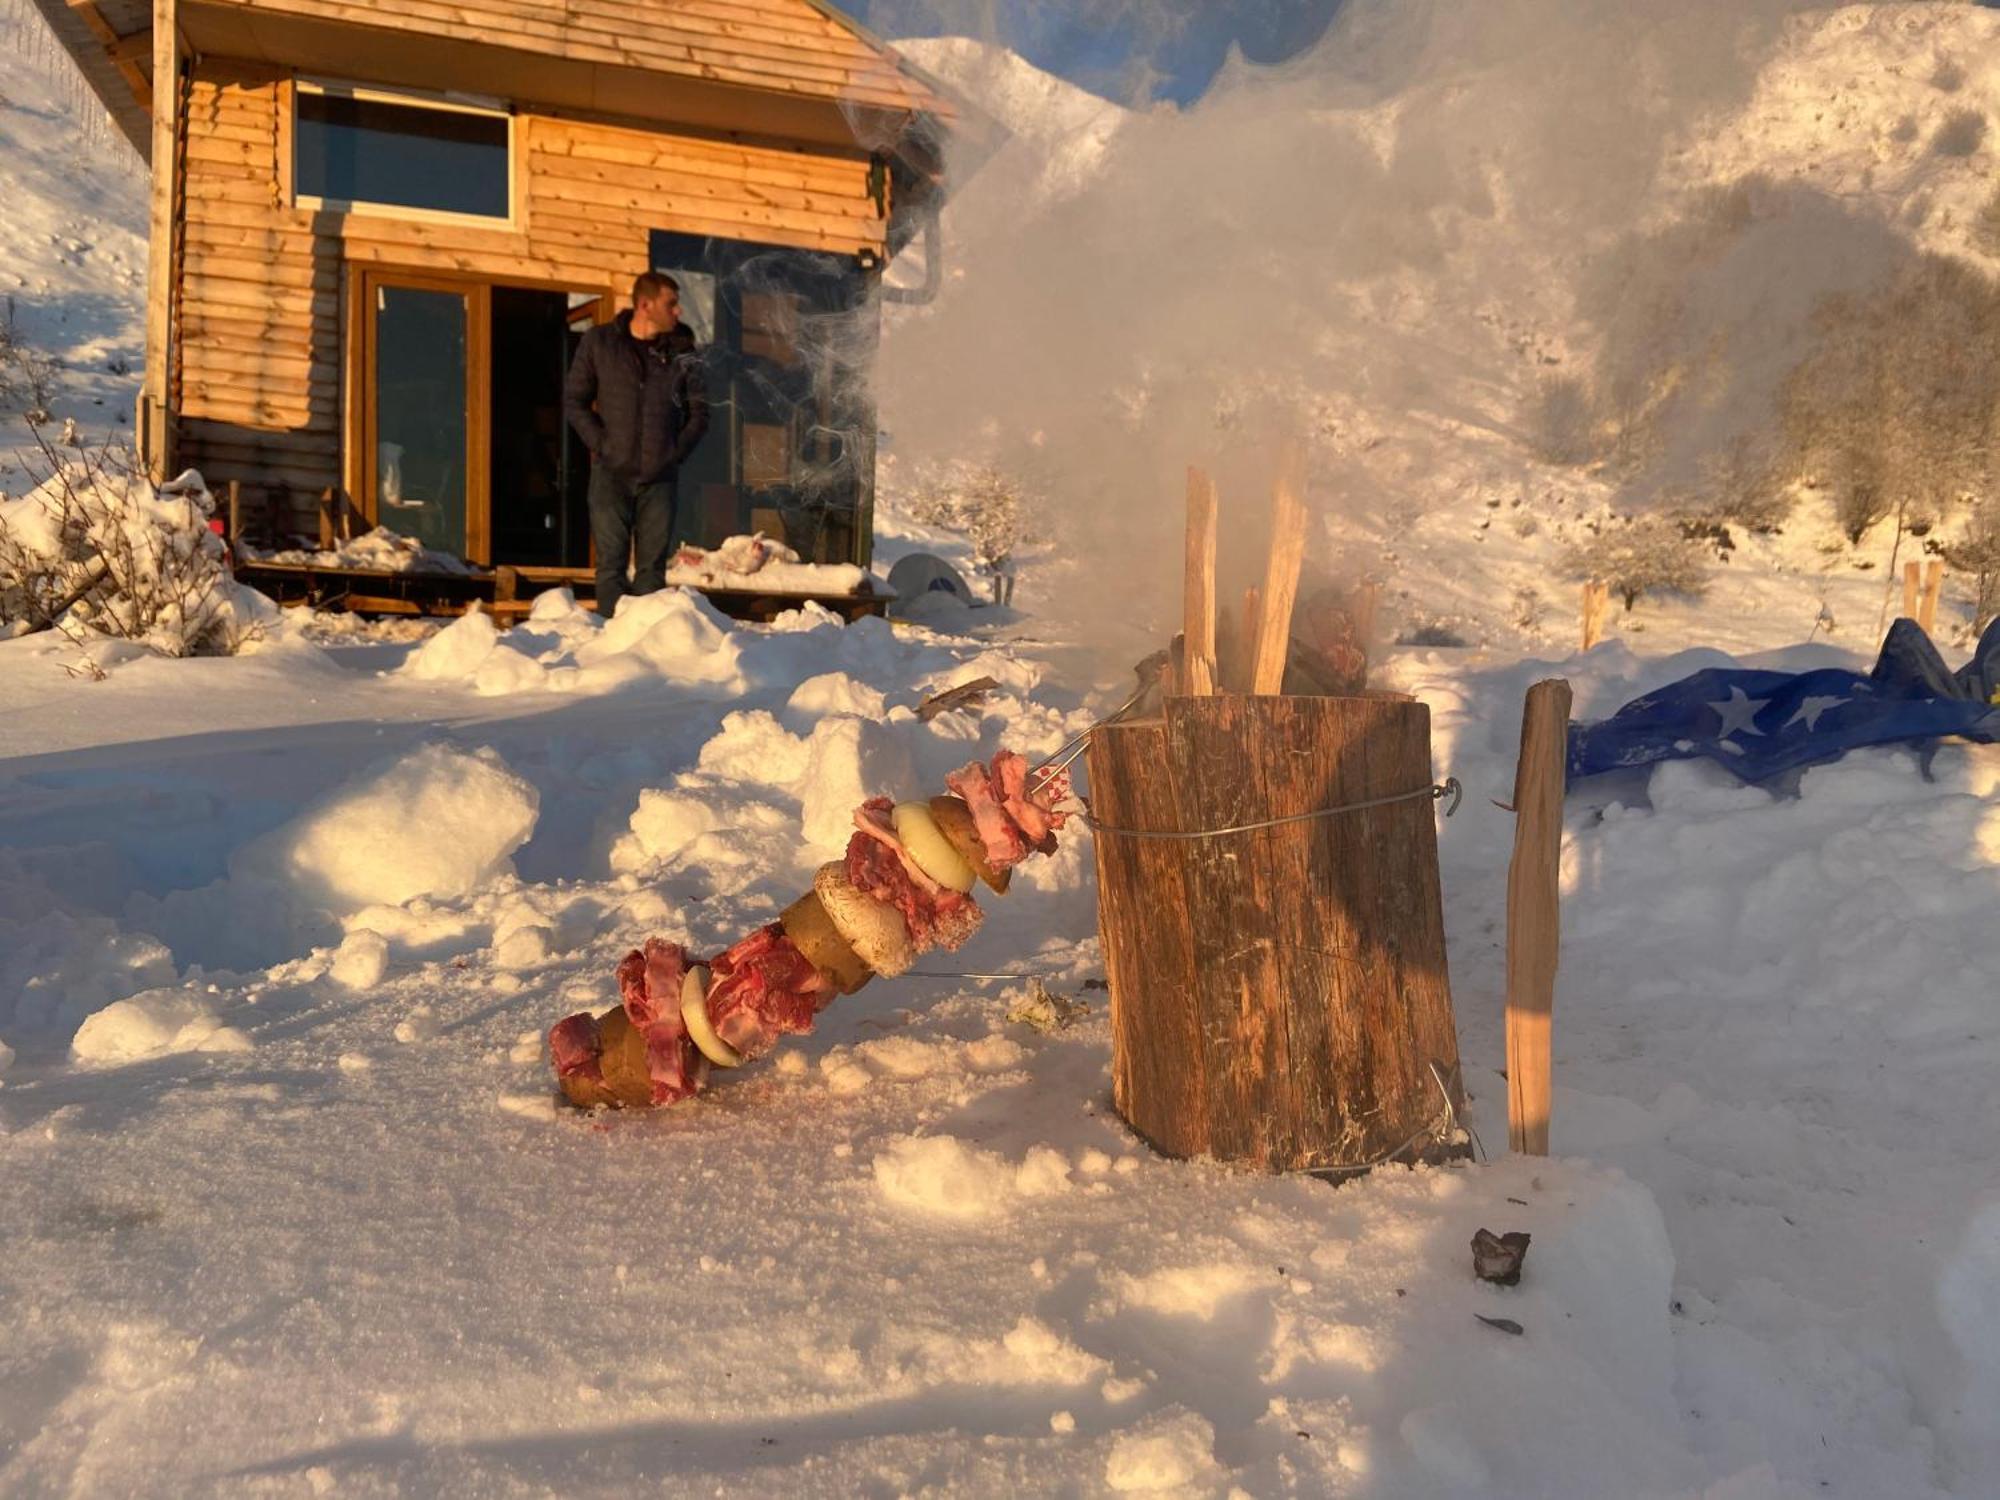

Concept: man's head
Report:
left=630, top=271, right=681, bottom=336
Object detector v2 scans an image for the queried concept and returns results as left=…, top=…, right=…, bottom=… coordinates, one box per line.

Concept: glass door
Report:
left=355, top=270, right=489, bottom=562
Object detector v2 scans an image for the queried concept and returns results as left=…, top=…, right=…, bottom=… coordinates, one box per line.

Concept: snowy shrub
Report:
left=1682, top=434, right=1795, bottom=533
left=895, top=458, right=1042, bottom=568
left=1932, top=55, right=1966, bottom=94
left=1891, top=114, right=1920, bottom=145
left=1563, top=515, right=1709, bottom=611
left=0, top=309, right=62, bottom=424
left=0, top=435, right=265, bottom=657
left=1780, top=254, right=2000, bottom=544
left=1931, top=108, right=1986, bottom=158
left=1525, top=375, right=1596, bottom=466
left=1944, top=502, right=2000, bottom=633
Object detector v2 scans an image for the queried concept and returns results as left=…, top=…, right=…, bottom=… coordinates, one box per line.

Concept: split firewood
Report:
left=916, top=675, right=1002, bottom=723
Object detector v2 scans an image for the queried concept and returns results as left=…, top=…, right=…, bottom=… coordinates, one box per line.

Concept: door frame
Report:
left=343, top=264, right=612, bottom=567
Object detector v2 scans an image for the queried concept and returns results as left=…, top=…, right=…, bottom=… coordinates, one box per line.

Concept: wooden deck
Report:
left=233, top=559, right=892, bottom=624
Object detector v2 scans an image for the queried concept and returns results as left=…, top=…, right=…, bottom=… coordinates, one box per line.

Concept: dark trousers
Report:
left=588, top=467, right=676, bottom=618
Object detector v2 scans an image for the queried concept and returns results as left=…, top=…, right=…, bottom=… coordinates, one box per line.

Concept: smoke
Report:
left=874, top=0, right=1886, bottom=653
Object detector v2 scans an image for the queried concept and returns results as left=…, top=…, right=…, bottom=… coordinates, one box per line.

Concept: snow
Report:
left=665, top=533, right=876, bottom=597
left=7, top=3, right=2000, bottom=1496
left=69, top=984, right=249, bottom=1063
left=238, top=525, right=476, bottom=576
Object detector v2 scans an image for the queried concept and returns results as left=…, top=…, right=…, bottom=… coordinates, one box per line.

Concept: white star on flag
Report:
left=1708, top=685, right=1772, bottom=737
left=1784, top=695, right=1848, bottom=733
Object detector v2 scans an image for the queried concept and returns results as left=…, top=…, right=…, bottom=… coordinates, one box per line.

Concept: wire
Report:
left=1084, top=777, right=1462, bottom=842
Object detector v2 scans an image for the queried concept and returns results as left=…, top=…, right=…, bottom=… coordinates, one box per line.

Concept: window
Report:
left=295, top=82, right=512, bottom=222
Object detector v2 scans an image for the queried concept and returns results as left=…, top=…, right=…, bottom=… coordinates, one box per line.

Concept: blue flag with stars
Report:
left=1568, top=617, right=2000, bottom=783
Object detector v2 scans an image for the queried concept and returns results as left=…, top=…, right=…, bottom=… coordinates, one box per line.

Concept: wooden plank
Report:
left=1506, top=678, right=1571, bottom=1156
left=1182, top=465, right=1217, bottom=696
left=1904, top=560, right=1921, bottom=621
left=140, top=0, right=180, bottom=480
left=1086, top=717, right=1211, bottom=1161
left=1250, top=445, right=1309, bottom=694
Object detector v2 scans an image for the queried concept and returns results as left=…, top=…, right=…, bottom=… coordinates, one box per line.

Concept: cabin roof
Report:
left=30, top=0, right=985, bottom=168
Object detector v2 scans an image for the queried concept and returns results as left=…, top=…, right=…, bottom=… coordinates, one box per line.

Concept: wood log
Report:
left=1088, top=694, right=1464, bottom=1174
left=1506, top=679, right=1571, bottom=1156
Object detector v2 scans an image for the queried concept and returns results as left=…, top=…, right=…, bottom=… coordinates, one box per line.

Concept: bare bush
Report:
left=1931, top=107, right=1987, bottom=158
left=0, top=303, right=64, bottom=424
left=1944, top=501, right=2000, bottom=633
left=1525, top=375, right=1595, bottom=465
left=895, top=458, right=1042, bottom=570
left=0, top=431, right=263, bottom=657
left=1780, top=254, right=2000, bottom=544
left=1563, top=515, right=1709, bottom=611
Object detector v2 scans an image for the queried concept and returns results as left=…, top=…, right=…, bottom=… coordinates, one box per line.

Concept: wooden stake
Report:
left=1919, top=560, right=1944, bottom=634
left=1581, top=581, right=1609, bottom=651
left=1250, top=444, right=1309, bottom=695
left=1506, top=678, right=1571, bottom=1156
left=1904, top=560, right=1921, bottom=622
left=1183, top=466, right=1219, bottom=696
left=226, top=479, right=241, bottom=542
left=318, top=487, right=337, bottom=551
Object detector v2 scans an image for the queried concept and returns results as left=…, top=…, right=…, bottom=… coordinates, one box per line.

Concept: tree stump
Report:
left=1087, top=694, right=1465, bottom=1175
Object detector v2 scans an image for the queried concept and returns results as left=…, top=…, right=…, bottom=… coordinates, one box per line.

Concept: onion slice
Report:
left=892, top=801, right=977, bottom=894
left=679, top=964, right=743, bottom=1069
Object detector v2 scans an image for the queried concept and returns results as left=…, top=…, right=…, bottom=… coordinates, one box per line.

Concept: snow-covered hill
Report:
left=0, top=2, right=145, bottom=474
left=880, top=5, right=2000, bottom=665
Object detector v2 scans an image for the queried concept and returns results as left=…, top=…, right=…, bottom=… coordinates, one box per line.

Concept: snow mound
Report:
left=872, top=1135, right=1073, bottom=1220
left=71, top=986, right=249, bottom=1063
left=402, top=589, right=749, bottom=696
left=1104, top=1410, right=1219, bottom=1494
left=240, top=744, right=538, bottom=914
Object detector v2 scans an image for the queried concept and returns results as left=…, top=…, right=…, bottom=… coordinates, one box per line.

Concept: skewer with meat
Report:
left=549, top=747, right=1072, bottom=1109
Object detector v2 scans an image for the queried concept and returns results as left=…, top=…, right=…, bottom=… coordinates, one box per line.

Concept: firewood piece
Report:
left=1919, top=560, right=1944, bottom=634
left=916, top=676, right=1001, bottom=723
left=1184, top=466, right=1219, bottom=696
left=1471, top=1227, right=1533, bottom=1286
left=1506, top=679, right=1570, bottom=1156
left=1251, top=445, right=1310, bottom=694
left=1088, top=694, right=1464, bottom=1173
left=1582, top=581, right=1610, bottom=651
left=1904, top=560, right=1921, bottom=622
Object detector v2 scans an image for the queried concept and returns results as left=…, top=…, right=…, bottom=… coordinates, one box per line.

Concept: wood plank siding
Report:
left=175, top=57, right=888, bottom=532
left=185, top=0, right=948, bottom=118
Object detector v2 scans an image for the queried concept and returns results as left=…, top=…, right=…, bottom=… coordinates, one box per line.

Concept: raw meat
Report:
left=704, top=924, right=830, bottom=1060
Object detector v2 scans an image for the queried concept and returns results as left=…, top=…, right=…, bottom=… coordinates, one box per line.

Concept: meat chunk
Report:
left=993, top=748, right=1064, bottom=853
left=704, top=924, right=830, bottom=1060
left=612, top=937, right=708, bottom=1104
left=943, top=759, right=1029, bottom=870
left=853, top=795, right=948, bottom=899
left=547, top=1011, right=604, bottom=1082
left=843, top=827, right=977, bottom=951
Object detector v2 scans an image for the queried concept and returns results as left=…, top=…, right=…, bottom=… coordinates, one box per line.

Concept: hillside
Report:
left=0, top=1, right=145, bottom=479
left=882, top=4, right=2000, bottom=665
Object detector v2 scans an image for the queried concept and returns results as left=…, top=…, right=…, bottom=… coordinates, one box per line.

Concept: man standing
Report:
left=564, top=272, right=710, bottom=616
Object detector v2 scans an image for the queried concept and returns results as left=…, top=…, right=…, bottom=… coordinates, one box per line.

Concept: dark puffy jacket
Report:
left=563, top=312, right=710, bottom=485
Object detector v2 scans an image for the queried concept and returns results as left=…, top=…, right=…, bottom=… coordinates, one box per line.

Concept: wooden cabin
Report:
left=32, top=0, right=983, bottom=607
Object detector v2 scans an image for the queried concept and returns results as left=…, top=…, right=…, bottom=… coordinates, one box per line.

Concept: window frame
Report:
left=292, top=76, right=518, bottom=229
